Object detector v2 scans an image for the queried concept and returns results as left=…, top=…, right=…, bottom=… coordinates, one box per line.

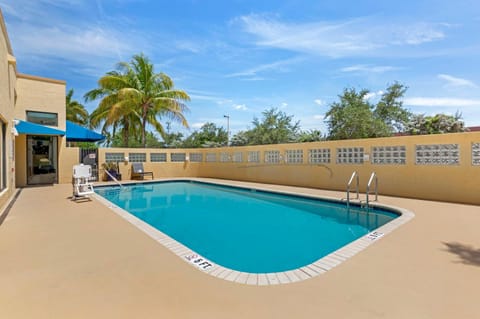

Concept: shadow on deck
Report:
left=443, top=242, right=480, bottom=267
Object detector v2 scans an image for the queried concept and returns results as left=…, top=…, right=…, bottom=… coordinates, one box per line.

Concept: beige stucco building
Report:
left=14, top=74, right=68, bottom=186
left=1, top=10, right=71, bottom=209
left=0, top=10, right=19, bottom=209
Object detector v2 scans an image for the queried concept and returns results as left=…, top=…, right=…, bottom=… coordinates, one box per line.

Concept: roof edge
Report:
left=0, top=9, right=15, bottom=60
left=17, top=73, right=66, bottom=85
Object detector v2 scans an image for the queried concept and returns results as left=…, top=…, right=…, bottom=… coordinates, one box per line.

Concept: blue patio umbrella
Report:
left=66, top=121, right=105, bottom=142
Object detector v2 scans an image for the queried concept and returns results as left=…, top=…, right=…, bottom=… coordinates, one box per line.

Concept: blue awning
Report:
left=15, top=119, right=65, bottom=136
left=66, top=120, right=105, bottom=142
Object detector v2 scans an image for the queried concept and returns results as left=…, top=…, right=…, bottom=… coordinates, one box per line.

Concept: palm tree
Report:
left=85, top=54, right=190, bottom=147
left=85, top=74, right=141, bottom=147
left=66, top=88, right=89, bottom=125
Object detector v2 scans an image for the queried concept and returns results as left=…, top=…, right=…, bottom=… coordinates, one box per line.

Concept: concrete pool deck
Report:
left=0, top=179, right=479, bottom=318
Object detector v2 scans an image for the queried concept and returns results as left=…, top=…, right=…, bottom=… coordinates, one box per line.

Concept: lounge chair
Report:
left=72, top=164, right=95, bottom=200
left=131, top=162, right=154, bottom=180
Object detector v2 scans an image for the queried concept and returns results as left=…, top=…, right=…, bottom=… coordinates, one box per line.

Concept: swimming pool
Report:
left=95, top=180, right=400, bottom=275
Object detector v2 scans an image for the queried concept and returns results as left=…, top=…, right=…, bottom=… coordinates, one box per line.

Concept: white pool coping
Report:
left=93, top=178, right=415, bottom=285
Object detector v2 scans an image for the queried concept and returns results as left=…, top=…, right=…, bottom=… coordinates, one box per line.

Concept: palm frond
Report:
left=85, top=53, right=190, bottom=147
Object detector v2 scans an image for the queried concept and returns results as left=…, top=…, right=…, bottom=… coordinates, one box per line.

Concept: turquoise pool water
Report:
left=96, top=181, right=398, bottom=273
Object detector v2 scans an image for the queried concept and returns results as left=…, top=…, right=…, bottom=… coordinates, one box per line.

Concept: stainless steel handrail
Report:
left=104, top=169, right=125, bottom=189
left=366, top=172, right=378, bottom=206
left=346, top=171, right=359, bottom=208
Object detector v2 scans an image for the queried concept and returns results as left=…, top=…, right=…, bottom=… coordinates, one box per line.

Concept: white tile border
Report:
left=93, top=179, right=414, bottom=286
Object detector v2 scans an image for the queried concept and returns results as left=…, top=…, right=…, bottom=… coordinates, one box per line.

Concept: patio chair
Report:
left=131, top=162, right=154, bottom=180
left=72, top=164, right=95, bottom=201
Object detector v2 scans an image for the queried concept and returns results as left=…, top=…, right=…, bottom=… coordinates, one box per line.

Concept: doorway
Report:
left=27, top=135, right=58, bottom=185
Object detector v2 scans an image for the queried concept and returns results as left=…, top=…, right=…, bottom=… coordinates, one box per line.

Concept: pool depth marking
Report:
left=365, top=231, right=384, bottom=241
left=184, top=253, right=216, bottom=271
left=93, top=179, right=414, bottom=285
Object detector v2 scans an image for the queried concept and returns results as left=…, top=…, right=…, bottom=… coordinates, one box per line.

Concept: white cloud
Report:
left=191, top=122, right=205, bottom=129
left=1, top=0, right=154, bottom=76
left=189, top=94, right=219, bottom=101
left=189, top=91, right=233, bottom=106
left=295, top=114, right=327, bottom=132
left=234, top=104, right=248, bottom=111
left=438, top=74, right=477, bottom=88
left=364, top=90, right=384, bottom=100
left=280, top=102, right=288, bottom=108
left=236, top=14, right=447, bottom=57
left=13, top=24, right=134, bottom=60
left=394, top=22, right=446, bottom=45
left=226, top=57, right=302, bottom=78
left=341, top=64, right=399, bottom=73
left=216, top=98, right=234, bottom=105
left=404, top=97, right=480, bottom=107
left=174, top=40, right=204, bottom=53
left=0, top=0, right=87, bottom=19
left=314, top=99, right=324, bottom=106
left=240, top=77, right=266, bottom=81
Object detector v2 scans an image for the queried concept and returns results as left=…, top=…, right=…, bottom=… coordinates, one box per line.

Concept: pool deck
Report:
left=0, top=178, right=479, bottom=318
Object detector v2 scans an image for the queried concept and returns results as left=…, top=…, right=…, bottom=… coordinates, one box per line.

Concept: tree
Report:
left=232, top=108, right=300, bottom=145
left=66, top=88, right=89, bottom=125
left=161, top=131, right=184, bottom=148
left=110, top=131, right=163, bottom=148
left=296, top=129, right=324, bottom=142
left=182, top=122, right=227, bottom=148
left=85, top=54, right=190, bottom=147
left=230, top=131, right=250, bottom=146
left=374, top=82, right=411, bottom=133
left=325, top=83, right=410, bottom=140
left=122, top=54, right=190, bottom=147
left=406, top=112, right=468, bottom=135
left=325, top=88, right=378, bottom=140
left=85, top=70, right=141, bottom=147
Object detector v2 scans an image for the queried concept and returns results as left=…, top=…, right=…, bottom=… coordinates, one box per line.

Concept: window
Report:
left=372, top=146, right=406, bottom=165
left=26, top=111, right=58, bottom=126
left=415, top=144, right=459, bottom=165
left=336, top=147, right=364, bottom=164
left=171, top=153, right=186, bottom=162
left=285, top=149, right=303, bottom=164
left=233, top=152, right=243, bottom=163
left=128, top=153, right=146, bottom=162
left=220, top=152, right=231, bottom=162
left=105, top=152, right=124, bottom=162
left=151, top=153, right=167, bottom=162
left=309, top=148, right=330, bottom=164
left=473, top=143, right=480, bottom=166
left=265, top=150, right=280, bottom=164
left=206, top=153, right=217, bottom=162
left=189, top=153, right=203, bottom=162
left=248, top=151, right=260, bottom=163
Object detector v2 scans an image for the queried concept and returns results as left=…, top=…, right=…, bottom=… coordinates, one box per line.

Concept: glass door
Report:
left=27, top=135, right=58, bottom=185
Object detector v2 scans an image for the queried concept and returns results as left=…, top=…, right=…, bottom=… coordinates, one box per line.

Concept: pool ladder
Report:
left=346, top=171, right=360, bottom=209
left=104, top=169, right=126, bottom=190
left=346, top=171, right=378, bottom=208
left=366, top=172, right=378, bottom=206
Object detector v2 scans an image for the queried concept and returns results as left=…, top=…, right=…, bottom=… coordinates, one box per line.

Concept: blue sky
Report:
left=1, top=0, right=480, bottom=137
